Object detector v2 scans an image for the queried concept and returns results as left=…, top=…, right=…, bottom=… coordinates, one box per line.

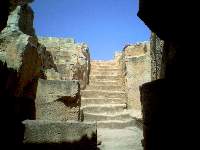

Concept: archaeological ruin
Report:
left=0, top=0, right=196, bottom=150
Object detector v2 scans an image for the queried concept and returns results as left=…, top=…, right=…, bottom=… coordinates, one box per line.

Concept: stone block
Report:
left=23, top=120, right=97, bottom=149
left=36, top=79, right=80, bottom=121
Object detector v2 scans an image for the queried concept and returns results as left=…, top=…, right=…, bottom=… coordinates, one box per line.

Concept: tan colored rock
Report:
left=39, top=37, right=90, bottom=90
left=124, top=42, right=149, bottom=57
left=0, top=4, right=41, bottom=99
left=0, top=1, right=42, bottom=146
left=35, top=79, right=80, bottom=121
left=23, top=120, right=97, bottom=149
left=123, top=42, right=151, bottom=111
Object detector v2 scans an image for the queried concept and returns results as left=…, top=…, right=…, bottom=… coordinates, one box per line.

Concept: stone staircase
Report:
left=81, top=60, right=135, bottom=129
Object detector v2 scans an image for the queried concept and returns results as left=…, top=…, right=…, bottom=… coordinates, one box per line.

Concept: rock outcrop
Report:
left=0, top=1, right=93, bottom=148
left=0, top=0, right=42, bottom=146
left=122, top=42, right=151, bottom=113
left=35, top=37, right=90, bottom=122
left=138, top=0, right=196, bottom=150
left=36, top=79, right=80, bottom=121
left=39, top=37, right=90, bottom=90
left=150, top=33, right=164, bottom=80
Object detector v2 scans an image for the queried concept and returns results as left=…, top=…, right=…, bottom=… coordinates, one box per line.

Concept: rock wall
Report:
left=0, top=0, right=41, bottom=146
left=123, top=42, right=151, bottom=112
left=138, top=0, right=196, bottom=149
left=36, top=79, right=80, bottom=121
left=35, top=38, right=90, bottom=121
left=39, top=37, right=90, bottom=90
left=150, top=33, right=164, bottom=80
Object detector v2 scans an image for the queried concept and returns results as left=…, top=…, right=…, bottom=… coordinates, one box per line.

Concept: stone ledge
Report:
left=36, top=79, right=79, bottom=104
left=23, top=120, right=97, bottom=144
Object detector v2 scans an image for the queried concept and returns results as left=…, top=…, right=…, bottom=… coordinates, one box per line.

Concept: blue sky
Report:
left=31, top=0, right=150, bottom=60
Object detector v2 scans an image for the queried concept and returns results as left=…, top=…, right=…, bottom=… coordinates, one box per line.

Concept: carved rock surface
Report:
left=36, top=79, right=80, bottom=121
left=123, top=42, right=151, bottom=111
left=39, top=37, right=90, bottom=89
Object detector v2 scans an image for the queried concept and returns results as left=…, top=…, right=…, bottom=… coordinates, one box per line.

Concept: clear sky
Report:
left=31, top=0, right=150, bottom=60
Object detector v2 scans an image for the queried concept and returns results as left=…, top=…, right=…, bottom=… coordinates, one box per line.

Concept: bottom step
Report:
left=97, top=119, right=136, bottom=129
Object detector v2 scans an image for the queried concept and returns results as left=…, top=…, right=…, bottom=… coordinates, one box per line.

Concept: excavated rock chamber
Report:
left=0, top=1, right=153, bottom=149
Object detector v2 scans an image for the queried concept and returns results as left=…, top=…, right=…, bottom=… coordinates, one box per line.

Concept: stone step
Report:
left=81, top=104, right=127, bottom=114
left=89, top=81, right=123, bottom=86
left=97, top=119, right=136, bottom=129
left=23, top=120, right=97, bottom=147
left=91, top=61, right=117, bottom=66
left=90, top=71, right=121, bottom=76
left=91, top=68, right=121, bottom=72
left=81, top=90, right=127, bottom=99
left=81, top=98, right=126, bottom=105
left=83, top=112, right=131, bottom=121
left=91, top=65, right=119, bottom=69
left=89, top=78, right=122, bottom=83
left=86, top=85, right=124, bottom=91
left=89, top=75, right=121, bottom=80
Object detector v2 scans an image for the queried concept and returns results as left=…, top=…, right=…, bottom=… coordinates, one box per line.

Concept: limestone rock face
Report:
left=150, top=33, right=164, bottom=80
left=0, top=3, right=40, bottom=100
left=39, top=37, right=90, bottom=89
left=36, top=79, right=80, bottom=121
left=35, top=37, right=90, bottom=121
left=23, top=120, right=97, bottom=149
left=123, top=42, right=151, bottom=112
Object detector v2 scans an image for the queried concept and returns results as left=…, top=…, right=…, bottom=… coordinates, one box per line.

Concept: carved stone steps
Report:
left=89, top=80, right=122, bottom=86
left=91, top=61, right=117, bottom=66
left=90, top=70, right=121, bottom=76
left=81, top=98, right=126, bottom=106
left=86, top=85, right=124, bottom=91
left=81, top=90, right=126, bottom=99
left=90, top=68, right=121, bottom=72
left=81, top=104, right=127, bottom=114
left=97, top=119, right=136, bottom=129
left=83, top=111, right=131, bottom=121
left=90, top=75, right=121, bottom=80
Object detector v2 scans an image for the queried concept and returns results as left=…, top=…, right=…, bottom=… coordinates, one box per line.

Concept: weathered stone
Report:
left=39, top=37, right=90, bottom=90
left=0, top=6, right=41, bottom=99
left=36, top=79, right=80, bottom=121
left=124, top=42, right=148, bottom=57
left=123, top=42, right=151, bottom=111
left=0, top=1, right=42, bottom=146
left=2, top=4, right=35, bottom=36
left=150, top=33, right=164, bottom=80
left=23, top=120, right=97, bottom=149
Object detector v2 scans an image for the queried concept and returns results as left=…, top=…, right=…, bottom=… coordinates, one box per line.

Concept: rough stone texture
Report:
left=36, top=79, right=80, bottom=121
left=39, top=37, right=90, bottom=90
left=123, top=42, right=151, bottom=112
left=0, top=4, right=41, bottom=99
left=81, top=60, right=135, bottom=129
left=150, top=33, right=164, bottom=80
left=0, top=1, right=42, bottom=146
left=23, top=120, right=97, bottom=149
left=81, top=59, right=142, bottom=149
left=37, top=44, right=58, bottom=79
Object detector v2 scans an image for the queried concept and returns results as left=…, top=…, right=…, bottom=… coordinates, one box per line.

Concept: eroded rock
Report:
left=122, top=42, right=151, bottom=112
left=39, top=37, right=90, bottom=89
left=36, top=79, right=80, bottom=121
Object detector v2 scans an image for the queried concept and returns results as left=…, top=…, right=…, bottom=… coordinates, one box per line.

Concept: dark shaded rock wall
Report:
left=138, top=0, right=196, bottom=150
left=0, top=0, right=41, bottom=147
left=0, top=0, right=10, bottom=31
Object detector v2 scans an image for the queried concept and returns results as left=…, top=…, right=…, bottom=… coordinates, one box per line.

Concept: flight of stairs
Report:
left=81, top=60, right=135, bottom=129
